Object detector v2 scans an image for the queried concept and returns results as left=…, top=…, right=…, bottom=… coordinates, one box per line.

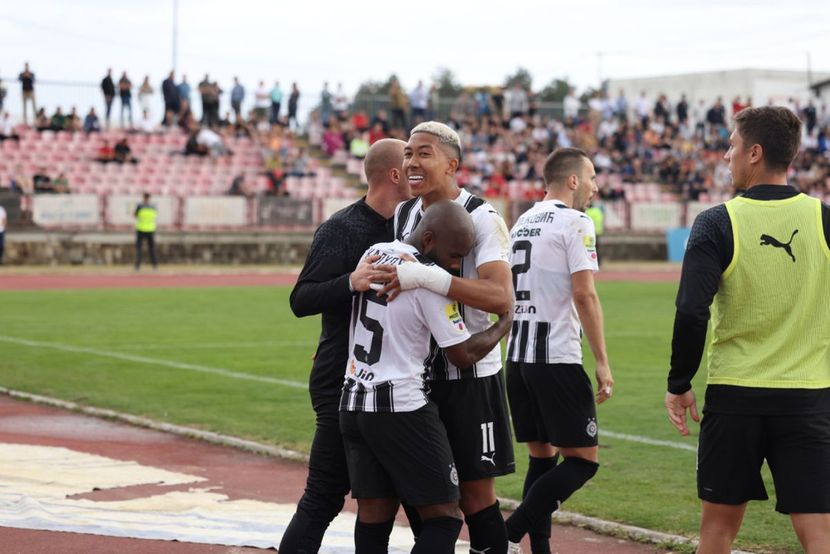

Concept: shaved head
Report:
left=407, top=200, right=475, bottom=271
left=364, top=138, right=406, bottom=186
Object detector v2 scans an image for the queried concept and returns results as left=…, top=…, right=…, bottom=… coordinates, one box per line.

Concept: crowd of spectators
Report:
left=1, top=62, right=318, bottom=199
left=308, top=79, right=830, bottom=203
left=3, top=62, right=829, bottom=205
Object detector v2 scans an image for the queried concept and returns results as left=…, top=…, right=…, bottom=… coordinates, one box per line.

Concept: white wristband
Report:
left=397, top=262, right=452, bottom=296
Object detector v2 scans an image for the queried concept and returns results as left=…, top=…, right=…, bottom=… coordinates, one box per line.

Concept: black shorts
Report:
left=339, top=402, right=459, bottom=507
left=428, top=372, right=515, bottom=480
left=698, top=411, right=830, bottom=513
left=506, top=361, right=598, bottom=448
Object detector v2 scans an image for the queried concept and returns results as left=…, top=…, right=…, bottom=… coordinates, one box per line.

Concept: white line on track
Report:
left=0, top=335, right=307, bottom=390
left=0, top=334, right=700, bottom=453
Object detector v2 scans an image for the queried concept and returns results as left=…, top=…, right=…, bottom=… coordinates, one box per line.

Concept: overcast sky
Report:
left=1, top=0, right=828, bottom=115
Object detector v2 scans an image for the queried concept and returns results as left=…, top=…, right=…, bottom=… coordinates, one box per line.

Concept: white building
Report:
left=609, top=68, right=830, bottom=116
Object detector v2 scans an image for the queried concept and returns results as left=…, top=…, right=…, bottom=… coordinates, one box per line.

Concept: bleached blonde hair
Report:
left=410, top=121, right=462, bottom=160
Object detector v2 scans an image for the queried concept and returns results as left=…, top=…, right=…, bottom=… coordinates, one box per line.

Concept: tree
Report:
left=537, top=78, right=572, bottom=103
left=579, top=87, right=600, bottom=105
left=504, top=67, right=533, bottom=91
left=353, top=74, right=401, bottom=113
left=432, top=67, right=462, bottom=98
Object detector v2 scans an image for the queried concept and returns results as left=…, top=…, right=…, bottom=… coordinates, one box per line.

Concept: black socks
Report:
left=506, top=456, right=599, bottom=544
left=412, top=516, right=463, bottom=554
left=465, top=501, right=508, bottom=554
left=354, top=517, right=395, bottom=554
left=524, top=454, right=560, bottom=553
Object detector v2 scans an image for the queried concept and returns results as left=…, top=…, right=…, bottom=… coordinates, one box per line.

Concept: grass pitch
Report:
left=0, top=282, right=801, bottom=552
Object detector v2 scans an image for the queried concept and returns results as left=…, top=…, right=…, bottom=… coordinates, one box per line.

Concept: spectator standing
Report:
left=333, top=83, right=349, bottom=122
left=389, top=78, right=408, bottom=132
left=615, top=89, right=629, bottom=121
left=562, top=88, right=580, bottom=122
left=665, top=106, right=830, bottom=553
left=177, top=75, right=191, bottom=112
left=138, top=76, right=154, bottom=117
left=198, top=76, right=221, bottom=127
left=199, top=74, right=212, bottom=123
left=0, top=203, right=6, bottom=265
left=635, top=91, right=650, bottom=127
left=654, top=94, right=671, bottom=124
left=490, top=86, right=505, bottom=119
left=804, top=100, right=818, bottom=136
left=254, top=80, right=270, bottom=122
left=287, top=82, right=300, bottom=131
left=119, top=71, right=133, bottom=128
left=134, top=192, right=158, bottom=271
left=18, top=62, right=36, bottom=125
left=161, top=71, right=180, bottom=124
left=319, top=82, right=333, bottom=125
left=706, top=97, right=727, bottom=128
left=509, top=83, right=530, bottom=119
left=280, top=139, right=411, bottom=554
left=269, top=81, right=283, bottom=124
left=229, top=77, right=245, bottom=121
left=101, top=68, right=116, bottom=129
left=676, top=94, right=689, bottom=127
left=410, top=80, right=428, bottom=123
left=692, top=99, right=706, bottom=137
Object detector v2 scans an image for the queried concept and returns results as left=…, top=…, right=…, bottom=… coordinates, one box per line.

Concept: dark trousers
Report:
left=391, top=108, right=407, bottom=132
left=121, top=98, right=133, bottom=128
left=104, top=96, right=114, bottom=127
left=279, top=393, right=350, bottom=553
left=270, top=101, right=281, bottom=124
left=135, top=231, right=157, bottom=269
left=0, top=231, right=5, bottom=264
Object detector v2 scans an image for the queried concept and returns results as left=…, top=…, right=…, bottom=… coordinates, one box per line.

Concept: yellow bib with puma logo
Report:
left=708, top=193, right=830, bottom=388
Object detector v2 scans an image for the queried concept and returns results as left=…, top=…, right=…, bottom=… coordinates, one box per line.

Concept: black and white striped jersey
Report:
left=393, top=189, right=510, bottom=380
left=340, top=241, right=472, bottom=412
left=506, top=200, right=598, bottom=364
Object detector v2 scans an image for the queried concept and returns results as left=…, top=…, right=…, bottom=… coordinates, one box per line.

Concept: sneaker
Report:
left=508, top=541, right=524, bottom=554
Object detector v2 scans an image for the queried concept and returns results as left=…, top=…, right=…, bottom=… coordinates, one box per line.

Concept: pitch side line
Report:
left=0, top=334, right=698, bottom=453
left=107, top=340, right=318, bottom=351
left=601, top=430, right=697, bottom=452
left=0, top=335, right=307, bottom=390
